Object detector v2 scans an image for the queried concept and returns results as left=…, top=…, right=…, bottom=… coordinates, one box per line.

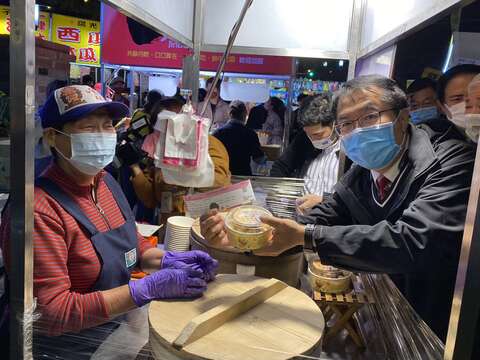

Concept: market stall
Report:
left=7, top=1, right=480, bottom=360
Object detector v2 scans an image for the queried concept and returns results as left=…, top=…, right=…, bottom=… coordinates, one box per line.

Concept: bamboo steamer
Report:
left=190, top=218, right=304, bottom=287
left=149, top=274, right=325, bottom=360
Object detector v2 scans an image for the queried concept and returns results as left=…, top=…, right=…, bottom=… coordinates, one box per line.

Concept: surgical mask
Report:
left=409, top=106, right=438, bottom=125
left=465, top=114, right=480, bottom=143
left=446, top=101, right=467, bottom=128
left=341, top=118, right=402, bottom=170
left=55, top=130, right=117, bottom=176
left=308, top=129, right=336, bottom=150
left=311, top=137, right=334, bottom=150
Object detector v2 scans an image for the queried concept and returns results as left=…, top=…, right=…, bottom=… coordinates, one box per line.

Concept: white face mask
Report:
left=55, top=131, right=117, bottom=176
left=310, top=137, right=334, bottom=150
left=465, top=113, right=480, bottom=143
left=445, top=101, right=467, bottom=128
left=307, top=128, right=336, bottom=150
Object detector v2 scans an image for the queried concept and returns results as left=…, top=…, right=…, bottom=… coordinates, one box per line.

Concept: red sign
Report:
left=79, top=47, right=98, bottom=63
left=101, top=5, right=292, bottom=75
left=57, top=26, right=81, bottom=43
left=88, top=31, right=101, bottom=45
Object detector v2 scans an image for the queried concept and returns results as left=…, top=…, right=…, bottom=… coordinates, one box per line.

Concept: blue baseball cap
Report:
left=39, top=85, right=129, bottom=129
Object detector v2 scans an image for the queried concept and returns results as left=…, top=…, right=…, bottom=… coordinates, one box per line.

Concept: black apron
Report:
left=34, top=173, right=142, bottom=359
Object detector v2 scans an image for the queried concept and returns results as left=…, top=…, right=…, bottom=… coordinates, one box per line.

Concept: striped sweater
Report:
left=0, top=164, right=153, bottom=336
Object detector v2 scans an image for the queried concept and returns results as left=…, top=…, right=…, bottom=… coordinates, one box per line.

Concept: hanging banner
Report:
left=102, top=5, right=292, bottom=75
left=0, top=5, right=50, bottom=40
left=51, top=14, right=101, bottom=66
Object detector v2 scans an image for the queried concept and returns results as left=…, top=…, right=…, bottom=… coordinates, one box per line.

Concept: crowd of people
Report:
left=1, top=63, right=480, bottom=358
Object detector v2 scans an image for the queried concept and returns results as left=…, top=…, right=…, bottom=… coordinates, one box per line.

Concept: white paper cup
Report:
left=167, top=216, right=195, bottom=228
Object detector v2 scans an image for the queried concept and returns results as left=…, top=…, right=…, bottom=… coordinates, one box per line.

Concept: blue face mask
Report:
left=409, top=106, right=438, bottom=125
left=341, top=120, right=402, bottom=170
left=55, top=130, right=117, bottom=176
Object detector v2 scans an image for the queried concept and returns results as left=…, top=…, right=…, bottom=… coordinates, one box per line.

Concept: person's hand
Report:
left=296, top=194, right=323, bottom=215
left=200, top=209, right=230, bottom=248
left=255, top=216, right=305, bottom=257
left=128, top=268, right=207, bottom=306
left=161, top=250, right=219, bottom=282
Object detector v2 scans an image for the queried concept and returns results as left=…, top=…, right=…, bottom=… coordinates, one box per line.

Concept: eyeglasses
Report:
left=335, top=108, right=399, bottom=136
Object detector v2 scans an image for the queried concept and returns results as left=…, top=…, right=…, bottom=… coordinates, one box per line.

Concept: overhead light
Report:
left=84, top=0, right=89, bottom=2
left=34, top=4, right=39, bottom=26
left=339, top=60, right=344, bottom=67
left=323, top=61, right=328, bottom=67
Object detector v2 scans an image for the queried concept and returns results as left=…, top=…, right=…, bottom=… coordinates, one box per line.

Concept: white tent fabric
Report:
left=203, top=0, right=353, bottom=53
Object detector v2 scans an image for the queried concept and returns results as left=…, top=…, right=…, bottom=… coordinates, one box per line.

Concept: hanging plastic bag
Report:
left=164, top=113, right=198, bottom=161
left=153, top=110, right=214, bottom=188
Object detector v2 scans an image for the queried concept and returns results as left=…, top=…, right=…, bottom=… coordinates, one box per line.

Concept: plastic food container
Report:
left=225, top=205, right=273, bottom=250
left=308, top=260, right=352, bottom=294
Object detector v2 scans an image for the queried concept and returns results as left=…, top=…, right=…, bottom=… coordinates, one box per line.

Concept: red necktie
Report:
left=376, top=175, right=392, bottom=202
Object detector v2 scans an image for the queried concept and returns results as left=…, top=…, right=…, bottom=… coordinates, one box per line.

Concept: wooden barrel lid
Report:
left=149, top=274, right=324, bottom=360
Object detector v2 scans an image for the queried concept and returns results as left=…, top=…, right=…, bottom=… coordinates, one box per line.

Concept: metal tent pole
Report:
left=200, top=0, right=254, bottom=117
left=346, top=0, right=365, bottom=80
left=9, top=0, right=35, bottom=359
left=190, top=0, right=205, bottom=108
left=444, top=143, right=480, bottom=359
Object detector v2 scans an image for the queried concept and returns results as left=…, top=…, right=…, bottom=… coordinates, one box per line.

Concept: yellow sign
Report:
left=52, top=14, right=101, bottom=66
left=0, top=5, right=50, bottom=40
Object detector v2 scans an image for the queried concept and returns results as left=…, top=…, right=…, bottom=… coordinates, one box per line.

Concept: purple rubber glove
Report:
left=128, top=268, right=207, bottom=307
left=161, top=250, right=219, bottom=282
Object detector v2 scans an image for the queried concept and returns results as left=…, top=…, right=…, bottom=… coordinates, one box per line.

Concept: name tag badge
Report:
left=125, top=248, right=137, bottom=268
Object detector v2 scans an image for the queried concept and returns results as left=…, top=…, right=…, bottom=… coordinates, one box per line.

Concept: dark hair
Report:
left=332, top=75, right=408, bottom=116
left=406, top=78, right=437, bottom=95
left=149, top=97, right=184, bottom=123
left=269, top=97, right=286, bottom=126
left=246, top=104, right=268, bottom=130
left=298, top=93, right=334, bottom=127
left=144, top=90, right=164, bottom=114
left=297, top=93, right=309, bottom=103
left=230, top=101, right=247, bottom=121
left=437, top=64, right=480, bottom=103
left=198, top=88, right=207, bottom=102
left=82, top=74, right=94, bottom=85
left=46, top=80, right=67, bottom=97
left=206, top=77, right=221, bottom=90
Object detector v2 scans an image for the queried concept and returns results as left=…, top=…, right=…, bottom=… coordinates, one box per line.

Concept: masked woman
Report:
left=0, top=86, right=217, bottom=359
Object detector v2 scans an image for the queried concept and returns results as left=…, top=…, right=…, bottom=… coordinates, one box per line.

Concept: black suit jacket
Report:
left=270, top=131, right=321, bottom=178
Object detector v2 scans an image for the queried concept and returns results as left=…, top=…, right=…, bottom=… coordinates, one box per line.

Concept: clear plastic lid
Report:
left=225, top=205, right=272, bottom=233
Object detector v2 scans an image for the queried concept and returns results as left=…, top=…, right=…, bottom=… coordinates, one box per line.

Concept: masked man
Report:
left=200, top=75, right=475, bottom=342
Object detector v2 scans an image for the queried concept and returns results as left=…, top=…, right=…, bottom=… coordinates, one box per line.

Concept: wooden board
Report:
left=149, top=274, right=325, bottom=360
left=173, top=279, right=288, bottom=349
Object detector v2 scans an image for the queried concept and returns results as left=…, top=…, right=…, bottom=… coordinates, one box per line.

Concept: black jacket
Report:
left=299, top=125, right=475, bottom=341
left=418, top=114, right=463, bottom=144
left=213, top=121, right=265, bottom=176
left=270, top=131, right=321, bottom=177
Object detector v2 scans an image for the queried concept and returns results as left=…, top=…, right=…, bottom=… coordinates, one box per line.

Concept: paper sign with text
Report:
left=184, top=181, right=256, bottom=218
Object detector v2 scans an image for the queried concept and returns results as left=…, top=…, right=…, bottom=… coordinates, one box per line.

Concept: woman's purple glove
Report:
left=128, top=268, right=207, bottom=307
left=161, top=251, right=219, bottom=282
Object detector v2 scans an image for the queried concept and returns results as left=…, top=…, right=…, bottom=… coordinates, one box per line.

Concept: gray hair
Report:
left=298, top=93, right=334, bottom=127
left=332, top=75, right=408, bottom=116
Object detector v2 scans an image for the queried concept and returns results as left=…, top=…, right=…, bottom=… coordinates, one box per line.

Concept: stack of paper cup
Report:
left=164, top=216, right=195, bottom=252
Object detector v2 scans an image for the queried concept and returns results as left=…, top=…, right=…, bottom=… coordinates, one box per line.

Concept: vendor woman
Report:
left=0, top=85, right=218, bottom=359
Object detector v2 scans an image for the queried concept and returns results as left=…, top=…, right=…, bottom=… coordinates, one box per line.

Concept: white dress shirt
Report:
left=304, top=142, right=340, bottom=196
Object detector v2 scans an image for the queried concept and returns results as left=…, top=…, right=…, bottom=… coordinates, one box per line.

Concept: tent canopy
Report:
left=103, top=0, right=470, bottom=64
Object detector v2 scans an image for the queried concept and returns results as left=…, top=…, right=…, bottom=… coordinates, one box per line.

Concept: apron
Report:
left=34, top=174, right=149, bottom=360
